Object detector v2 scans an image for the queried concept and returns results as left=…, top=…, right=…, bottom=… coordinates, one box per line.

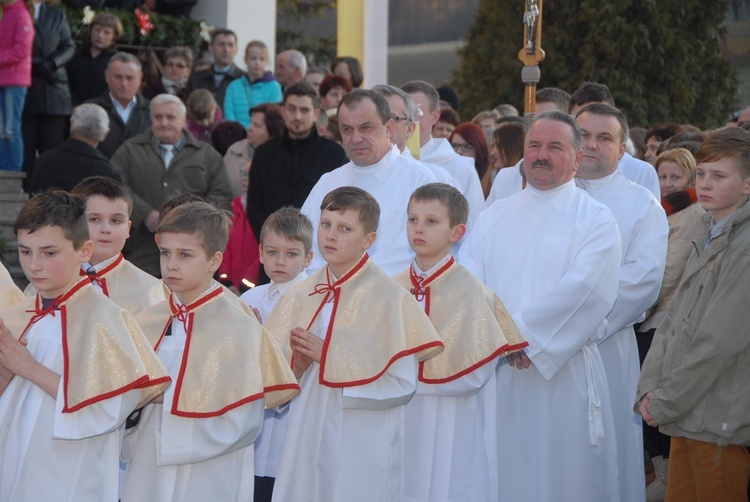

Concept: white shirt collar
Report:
left=82, top=253, right=119, bottom=274
left=265, top=270, right=308, bottom=301
left=413, top=253, right=452, bottom=278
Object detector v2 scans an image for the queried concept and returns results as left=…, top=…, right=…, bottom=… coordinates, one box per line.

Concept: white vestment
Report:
left=459, top=179, right=623, bottom=501
left=420, top=137, right=485, bottom=225
left=579, top=172, right=668, bottom=502
left=485, top=160, right=524, bottom=206
left=302, top=145, right=436, bottom=275
left=121, top=300, right=264, bottom=502
left=272, top=302, right=419, bottom=502
left=240, top=271, right=307, bottom=479
left=618, top=152, right=660, bottom=199
left=0, top=313, right=139, bottom=502
left=402, top=258, right=496, bottom=502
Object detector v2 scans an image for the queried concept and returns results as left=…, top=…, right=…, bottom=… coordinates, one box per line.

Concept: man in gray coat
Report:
left=112, top=94, right=232, bottom=276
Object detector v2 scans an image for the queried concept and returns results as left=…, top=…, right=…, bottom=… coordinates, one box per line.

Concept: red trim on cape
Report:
left=308, top=253, right=445, bottom=388
left=418, top=340, right=529, bottom=384
left=409, top=256, right=455, bottom=316
left=167, top=286, right=273, bottom=417
left=79, top=253, right=125, bottom=296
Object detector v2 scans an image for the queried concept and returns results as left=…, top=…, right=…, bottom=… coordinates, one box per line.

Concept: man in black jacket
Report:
left=21, top=0, right=75, bottom=189
left=87, top=52, right=151, bottom=158
left=247, top=82, right=348, bottom=283
left=188, top=28, right=243, bottom=112
left=29, top=103, right=120, bottom=193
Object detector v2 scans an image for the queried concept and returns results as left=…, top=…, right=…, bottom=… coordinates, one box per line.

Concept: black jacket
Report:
left=67, top=45, right=117, bottom=106
left=247, top=127, right=349, bottom=239
left=28, top=137, right=121, bottom=193
left=188, top=64, right=244, bottom=112
left=87, top=92, right=151, bottom=158
left=24, top=3, right=75, bottom=116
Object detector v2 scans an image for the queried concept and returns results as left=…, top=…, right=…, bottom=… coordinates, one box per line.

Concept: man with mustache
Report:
left=460, top=110, right=623, bottom=501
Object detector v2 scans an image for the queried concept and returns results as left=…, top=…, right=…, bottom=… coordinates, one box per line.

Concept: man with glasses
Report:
left=247, top=82, right=348, bottom=284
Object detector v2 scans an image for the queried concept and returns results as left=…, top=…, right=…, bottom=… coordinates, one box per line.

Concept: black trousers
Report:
left=21, top=113, right=68, bottom=191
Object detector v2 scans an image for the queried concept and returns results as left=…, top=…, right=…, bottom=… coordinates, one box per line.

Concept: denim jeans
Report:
left=0, top=86, right=28, bottom=171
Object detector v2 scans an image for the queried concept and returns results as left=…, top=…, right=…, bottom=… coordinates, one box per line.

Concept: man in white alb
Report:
left=402, top=80, right=485, bottom=224
left=460, top=110, right=623, bottom=501
left=575, top=103, right=668, bottom=502
left=301, top=89, right=436, bottom=275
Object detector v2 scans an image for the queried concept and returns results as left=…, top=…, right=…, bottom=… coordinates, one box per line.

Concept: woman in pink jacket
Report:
left=0, top=0, right=33, bottom=171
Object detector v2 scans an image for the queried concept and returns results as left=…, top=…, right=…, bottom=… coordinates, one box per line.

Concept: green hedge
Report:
left=62, top=6, right=204, bottom=52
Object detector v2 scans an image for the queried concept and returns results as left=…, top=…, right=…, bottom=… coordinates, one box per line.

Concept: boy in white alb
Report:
left=0, top=190, right=170, bottom=501
left=266, top=187, right=444, bottom=502
left=122, top=202, right=299, bottom=502
left=240, top=207, right=313, bottom=502
left=25, top=176, right=168, bottom=315
left=394, top=184, right=527, bottom=502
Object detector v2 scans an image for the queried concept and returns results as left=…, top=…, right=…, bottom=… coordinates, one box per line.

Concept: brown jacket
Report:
left=636, top=202, right=750, bottom=446
left=111, top=129, right=232, bottom=276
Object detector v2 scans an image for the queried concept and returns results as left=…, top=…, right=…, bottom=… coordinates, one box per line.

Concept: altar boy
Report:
left=122, top=201, right=299, bottom=502
left=394, top=183, right=527, bottom=502
left=0, top=190, right=170, bottom=501
left=266, top=186, right=444, bottom=502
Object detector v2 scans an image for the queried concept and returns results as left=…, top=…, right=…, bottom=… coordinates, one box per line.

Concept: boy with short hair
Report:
left=122, top=201, right=299, bottom=502
left=240, top=206, right=314, bottom=502
left=265, top=186, right=444, bottom=502
left=70, top=176, right=168, bottom=314
left=394, top=183, right=527, bottom=502
left=0, top=190, right=170, bottom=501
left=636, top=127, right=750, bottom=501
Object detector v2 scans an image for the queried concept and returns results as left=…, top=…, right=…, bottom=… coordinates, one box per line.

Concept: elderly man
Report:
left=274, top=50, right=307, bottom=90
left=88, top=52, right=151, bottom=158
left=188, top=28, right=243, bottom=110
left=29, top=103, right=120, bottom=193
left=575, top=103, right=669, bottom=502
left=300, top=89, right=436, bottom=275
left=459, top=111, right=622, bottom=501
left=111, top=94, right=232, bottom=276
left=401, top=80, right=484, bottom=225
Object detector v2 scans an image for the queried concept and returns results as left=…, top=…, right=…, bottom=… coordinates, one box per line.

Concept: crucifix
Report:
left=518, top=0, right=545, bottom=117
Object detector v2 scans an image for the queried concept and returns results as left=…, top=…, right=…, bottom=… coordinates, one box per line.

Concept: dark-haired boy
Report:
left=122, top=201, right=299, bottom=502
left=266, top=186, right=443, bottom=502
left=0, top=190, right=170, bottom=501
left=637, top=128, right=750, bottom=500
left=70, top=176, right=168, bottom=314
left=395, top=183, right=527, bottom=502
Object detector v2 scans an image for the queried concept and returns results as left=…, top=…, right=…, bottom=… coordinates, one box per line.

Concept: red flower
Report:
left=135, top=8, right=154, bottom=36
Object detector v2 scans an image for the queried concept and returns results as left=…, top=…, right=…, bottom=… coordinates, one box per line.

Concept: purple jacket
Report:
left=0, top=1, right=34, bottom=87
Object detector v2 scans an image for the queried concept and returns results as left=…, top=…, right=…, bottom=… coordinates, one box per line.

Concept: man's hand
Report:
left=639, top=392, right=659, bottom=427
left=506, top=350, right=532, bottom=370
left=144, top=210, right=160, bottom=233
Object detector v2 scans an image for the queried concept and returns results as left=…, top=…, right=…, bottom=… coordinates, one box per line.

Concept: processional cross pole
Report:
left=519, top=0, right=545, bottom=117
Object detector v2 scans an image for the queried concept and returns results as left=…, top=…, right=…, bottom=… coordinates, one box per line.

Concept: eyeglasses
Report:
left=391, top=115, right=409, bottom=123
left=451, top=142, right=473, bottom=153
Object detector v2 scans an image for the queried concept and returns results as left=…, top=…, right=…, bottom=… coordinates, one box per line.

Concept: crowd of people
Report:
left=1, top=1, right=750, bottom=501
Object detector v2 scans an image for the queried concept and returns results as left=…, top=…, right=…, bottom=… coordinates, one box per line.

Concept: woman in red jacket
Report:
left=0, top=0, right=34, bottom=171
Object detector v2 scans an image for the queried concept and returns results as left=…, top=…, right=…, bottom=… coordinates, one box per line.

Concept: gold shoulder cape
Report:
left=1, top=279, right=170, bottom=412
left=25, top=254, right=169, bottom=316
left=393, top=258, right=528, bottom=383
left=265, top=253, right=444, bottom=388
left=136, top=284, right=299, bottom=417
left=0, top=263, right=24, bottom=315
